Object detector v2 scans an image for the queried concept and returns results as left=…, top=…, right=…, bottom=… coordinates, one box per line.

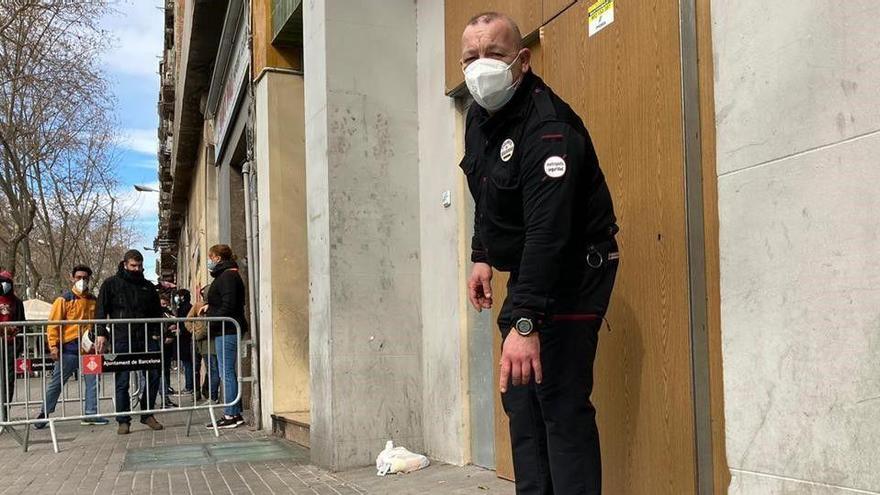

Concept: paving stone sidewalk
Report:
left=0, top=409, right=513, bottom=495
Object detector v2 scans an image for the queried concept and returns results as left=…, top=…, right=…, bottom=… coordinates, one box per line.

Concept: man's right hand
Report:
left=468, top=262, right=494, bottom=311
left=95, top=336, right=107, bottom=354
left=50, top=347, right=59, bottom=361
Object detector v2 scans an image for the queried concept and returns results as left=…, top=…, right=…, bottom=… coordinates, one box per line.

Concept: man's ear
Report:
left=520, top=47, right=532, bottom=74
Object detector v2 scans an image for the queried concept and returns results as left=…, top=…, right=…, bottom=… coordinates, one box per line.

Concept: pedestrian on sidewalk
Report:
left=459, top=12, right=618, bottom=494
left=200, top=244, right=246, bottom=429
left=0, top=270, right=25, bottom=406
left=35, top=265, right=109, bottom=428
left=186, top=285, right=219, bottom=405
left=158, top=293, right=178, bottom=408
left=173, top=289, right=197, bottom=397
left=95, top=249, right=165, bottom=435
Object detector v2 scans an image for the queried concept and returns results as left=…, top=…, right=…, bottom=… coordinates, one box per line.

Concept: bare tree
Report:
left=0, top=0, right=131, bottom=299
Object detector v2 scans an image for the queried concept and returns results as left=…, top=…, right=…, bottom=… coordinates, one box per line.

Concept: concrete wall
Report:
left=712, top=2, right=880, bottom=493
left=254, top=71, right=310, bottom=430
left=414, top=0, right=472, bottom=466
left=304, top=0, right=424, bottom=470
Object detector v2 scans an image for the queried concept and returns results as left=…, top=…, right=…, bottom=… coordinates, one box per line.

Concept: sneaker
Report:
left=180, top=389, right=194, bottom=395
left=33, top=412, right=47, bottom=430
left=163, top=398, right=179, bottom=408
left=140, top=416, right=164, bottom=431
left=117, top=422, right=130, bottom=435
left=81, top=417, right=110, bottom=426
left=207, top=415, right=245, bottom=429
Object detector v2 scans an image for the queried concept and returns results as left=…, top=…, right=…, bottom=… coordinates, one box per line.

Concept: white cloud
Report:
left=102, top=1, right=165, bottom=78
left=121, top=128, right=159, bottom=156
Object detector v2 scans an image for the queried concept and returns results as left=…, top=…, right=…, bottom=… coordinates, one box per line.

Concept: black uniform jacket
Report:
left=461, top=71, right=617, bottom=331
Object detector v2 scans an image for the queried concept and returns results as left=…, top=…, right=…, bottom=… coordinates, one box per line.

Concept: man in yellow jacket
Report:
left=35, top=265, right=108, bottom=427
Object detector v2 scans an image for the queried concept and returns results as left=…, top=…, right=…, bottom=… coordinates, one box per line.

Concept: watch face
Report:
left=516, top=318, right=533, bottom=335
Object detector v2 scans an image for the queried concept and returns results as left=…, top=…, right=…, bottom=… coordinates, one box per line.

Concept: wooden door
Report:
left=539, top=1, right=698, bottom=493
left=451, top=1, right=707, bottom=492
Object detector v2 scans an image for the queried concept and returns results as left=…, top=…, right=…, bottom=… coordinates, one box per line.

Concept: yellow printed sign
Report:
left=588, top=0, right=614, bottom=37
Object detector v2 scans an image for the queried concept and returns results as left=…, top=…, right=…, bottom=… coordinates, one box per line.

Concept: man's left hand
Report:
left=499, top=331, right=542, bottom=393
left=95, top=336, right=107, bottom=354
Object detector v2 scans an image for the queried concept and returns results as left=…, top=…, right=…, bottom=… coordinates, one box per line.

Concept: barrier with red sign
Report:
left=0, top=317, right=243, bottom=453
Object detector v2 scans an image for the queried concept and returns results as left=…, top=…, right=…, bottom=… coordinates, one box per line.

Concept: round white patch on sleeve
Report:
left=544, top=156, right=566, bottom=178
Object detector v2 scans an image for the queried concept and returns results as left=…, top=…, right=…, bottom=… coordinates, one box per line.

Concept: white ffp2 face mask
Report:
left=74, top=279, right=89, bottom=293
left=464, top=54, right=521, bottom=112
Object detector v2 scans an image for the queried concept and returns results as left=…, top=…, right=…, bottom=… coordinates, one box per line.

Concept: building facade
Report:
left=158, top=1, right=880, bottom=493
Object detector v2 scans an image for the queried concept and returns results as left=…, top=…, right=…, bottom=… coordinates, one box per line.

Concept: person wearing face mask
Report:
left=198, top=244, right=247, bottom=429
left=94, top=249, right=165, bottom=435
left=0, top=270, right=25, bottom=406
left=34, top=265, right=109, bottom=428
left=459, top=12, right=618, bottom=495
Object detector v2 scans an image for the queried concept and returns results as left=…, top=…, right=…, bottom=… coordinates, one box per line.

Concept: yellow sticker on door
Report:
left=588, top=0, right=614, bottom=37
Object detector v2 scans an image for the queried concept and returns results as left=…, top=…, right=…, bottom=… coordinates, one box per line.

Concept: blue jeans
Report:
left=42, top=350, right=99, bottom=416
left=214, top=335, right=240, bottom=416
left=206, top=354, right=220, bottom=400
left=180, top=358, right=195, bottom=391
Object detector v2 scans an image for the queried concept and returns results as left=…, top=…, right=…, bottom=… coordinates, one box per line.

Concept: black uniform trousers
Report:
left=499, top=242, right=618, bottom=495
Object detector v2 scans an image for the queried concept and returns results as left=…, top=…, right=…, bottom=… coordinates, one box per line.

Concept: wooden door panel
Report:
left=539, top=2, right=697, bottom=493
left=542, top=0, right=576, bottom=23
left=491, top=271, right=514, bottom=481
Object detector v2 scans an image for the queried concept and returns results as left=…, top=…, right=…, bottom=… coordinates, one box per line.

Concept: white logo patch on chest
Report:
left=544, top=156, right=567, bottom=178
left=500, top=138, right=515, bottom=162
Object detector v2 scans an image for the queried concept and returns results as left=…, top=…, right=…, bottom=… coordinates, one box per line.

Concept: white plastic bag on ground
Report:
left=376, top=440, right=430, bottom=476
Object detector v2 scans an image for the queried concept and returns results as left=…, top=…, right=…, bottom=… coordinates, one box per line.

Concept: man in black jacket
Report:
left=460, top=13, right=619, bottom=495
left=95, top=250, right=165, bottom=434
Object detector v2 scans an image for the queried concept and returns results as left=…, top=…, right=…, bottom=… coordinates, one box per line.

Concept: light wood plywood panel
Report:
left=542, top=0, right=576, bottom=23
left=490, top=271, right=514, bottom=481
left=444, top=0, right=542, bottom=94
left=253, top=0, right=303, bottom=75
left=540, top=2, right=697, bottom=493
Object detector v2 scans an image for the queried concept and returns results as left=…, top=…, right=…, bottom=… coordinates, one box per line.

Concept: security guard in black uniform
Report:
left=460, top=12, right=618, bottom=495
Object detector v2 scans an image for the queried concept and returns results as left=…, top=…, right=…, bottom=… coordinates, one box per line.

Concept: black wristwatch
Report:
left=514, top=317, right=535, bottom=337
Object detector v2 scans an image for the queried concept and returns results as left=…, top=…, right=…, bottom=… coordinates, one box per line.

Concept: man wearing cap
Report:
left=35, top=265, right=109, bottom=428
left=459, top=12, right=619, bottom=494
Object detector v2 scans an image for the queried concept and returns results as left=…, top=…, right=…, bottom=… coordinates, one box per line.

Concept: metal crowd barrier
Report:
left=0, top=317, right=243, bottom=453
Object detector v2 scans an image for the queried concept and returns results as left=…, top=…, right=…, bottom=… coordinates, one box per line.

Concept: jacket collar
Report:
left=475, top=70, right=538, bottom=132
left=210, top=260, right=239, bottom=278
left=117, top=263, right=149, bottom=286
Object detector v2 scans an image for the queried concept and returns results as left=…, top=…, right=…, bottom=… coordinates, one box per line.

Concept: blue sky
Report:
left=101, top=1, right=165, bottom=279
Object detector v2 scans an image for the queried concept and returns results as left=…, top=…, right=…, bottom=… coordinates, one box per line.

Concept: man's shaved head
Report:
left=460, top=11, right=531, bottom=82
left=466, top=12, right=523, bottom=51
